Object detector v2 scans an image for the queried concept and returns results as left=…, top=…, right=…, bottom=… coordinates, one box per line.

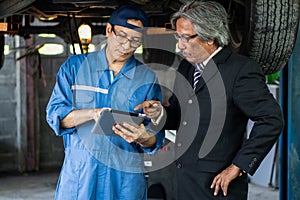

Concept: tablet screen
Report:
left=91, top=109, right=145, bottom=136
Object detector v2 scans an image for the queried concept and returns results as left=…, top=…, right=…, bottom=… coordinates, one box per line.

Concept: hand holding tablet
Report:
left=92, top=108, right=145, bottom=136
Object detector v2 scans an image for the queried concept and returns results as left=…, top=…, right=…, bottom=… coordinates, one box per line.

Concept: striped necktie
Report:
left=193, top=63, right=205, bottom=90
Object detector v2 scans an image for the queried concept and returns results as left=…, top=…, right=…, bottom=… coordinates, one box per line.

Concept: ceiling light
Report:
left=78, top=23, right=92, bottom=53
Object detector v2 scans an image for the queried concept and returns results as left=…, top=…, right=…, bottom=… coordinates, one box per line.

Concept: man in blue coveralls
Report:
left=46, top=5, right=164, bottom=200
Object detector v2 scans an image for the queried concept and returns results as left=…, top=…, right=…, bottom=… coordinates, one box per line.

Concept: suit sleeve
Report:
left=231, top=60, right=284, bottom=175
left=139, top=78, right=165, bottom=154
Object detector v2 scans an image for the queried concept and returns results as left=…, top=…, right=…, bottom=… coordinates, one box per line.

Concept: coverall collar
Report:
left=96, top=48, right=137, bottom=80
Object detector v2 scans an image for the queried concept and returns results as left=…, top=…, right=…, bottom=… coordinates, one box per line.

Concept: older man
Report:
left=135, top=1, right=283, bottom=199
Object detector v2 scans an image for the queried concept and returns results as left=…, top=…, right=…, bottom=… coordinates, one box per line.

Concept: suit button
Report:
left=249, top=158, right=258, bottom=168
left=177, top=143, right=182, bottom=147
left=188, top=99, right=193, bottom=104
left=182, top=121, right=187, bottom=126
left=177, top=162, right=182, bottom=168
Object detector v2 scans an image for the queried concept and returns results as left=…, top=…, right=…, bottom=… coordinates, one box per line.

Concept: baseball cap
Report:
left=108, top=5, right=149, bottom=31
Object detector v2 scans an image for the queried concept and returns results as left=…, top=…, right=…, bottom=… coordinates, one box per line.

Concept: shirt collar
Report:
left=95, top=48, right=109, bottom=71
left=118, top=57, right=137, bottom=80
left=202, top=46, right=223, bottom=66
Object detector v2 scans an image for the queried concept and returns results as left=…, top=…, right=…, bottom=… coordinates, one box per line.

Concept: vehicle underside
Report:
left=0, top=0, right=299, bottom=74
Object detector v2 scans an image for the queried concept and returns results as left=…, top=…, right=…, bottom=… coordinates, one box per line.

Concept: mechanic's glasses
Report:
left=112, top=26, right=142, bottom=48
left=174, top=33, right=198, bottom=43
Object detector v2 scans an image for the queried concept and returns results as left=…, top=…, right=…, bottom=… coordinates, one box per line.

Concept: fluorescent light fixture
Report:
left=135, top=45, right=143, bottom=54
left=38, top=33, right=56, bottom=38
left=4, top=45, right=9, bottom=55
left=38, top=43, right=64, bottom=55
left=175, top=42, right=180, bottom=53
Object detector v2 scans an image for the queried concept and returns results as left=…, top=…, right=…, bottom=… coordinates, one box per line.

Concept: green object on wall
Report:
left=266, top=71, right=280, bottom=84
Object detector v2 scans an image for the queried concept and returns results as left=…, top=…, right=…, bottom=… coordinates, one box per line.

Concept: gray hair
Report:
left=171, top=1, right=230, bottom=47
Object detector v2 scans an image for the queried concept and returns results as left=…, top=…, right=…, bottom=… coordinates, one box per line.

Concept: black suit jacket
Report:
left=164, top=46, right=283, bottom=198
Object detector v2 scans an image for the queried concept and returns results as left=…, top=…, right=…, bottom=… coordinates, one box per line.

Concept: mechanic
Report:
left=46, top=5, right=164, bottom=200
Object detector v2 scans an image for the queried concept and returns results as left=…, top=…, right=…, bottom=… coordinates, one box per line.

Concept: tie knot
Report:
left=196, top=63, right=205, bottom=72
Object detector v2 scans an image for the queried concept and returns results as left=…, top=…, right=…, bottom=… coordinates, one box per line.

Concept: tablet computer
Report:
left=92, top=108, right=145, bottom=136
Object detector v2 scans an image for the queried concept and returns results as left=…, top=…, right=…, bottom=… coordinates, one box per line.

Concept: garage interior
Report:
left=0, top=0, right=300, bottom=199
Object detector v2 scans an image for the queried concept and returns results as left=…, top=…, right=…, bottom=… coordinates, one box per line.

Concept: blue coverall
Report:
left=46, top=48, right=164, bottom=200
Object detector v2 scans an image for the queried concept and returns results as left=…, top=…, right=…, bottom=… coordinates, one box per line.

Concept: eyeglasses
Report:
left=174, top=33, right=198, bottom=43
left=111, top=26, right=142, bottom=48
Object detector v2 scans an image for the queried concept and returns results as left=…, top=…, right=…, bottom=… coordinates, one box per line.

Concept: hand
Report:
left=61, top=108, right=105, bottom=128
left=92, top=108, right=105, bottom=121
left=134, top=100, right=162, bottom=119
left=210, top=164, right=242, bottom=196
left=112, top=123, right=156, bottom=148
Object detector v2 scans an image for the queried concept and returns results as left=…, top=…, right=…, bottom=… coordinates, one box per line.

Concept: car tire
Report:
left=229, top=0, right=299, bottom=75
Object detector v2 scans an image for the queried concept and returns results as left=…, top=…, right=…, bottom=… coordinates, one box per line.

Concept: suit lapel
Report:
left=194, top=59, right=218, bottom=92
left=188, top=66, right=195, bottom=86
left=194, top=46, right=232, bottom=93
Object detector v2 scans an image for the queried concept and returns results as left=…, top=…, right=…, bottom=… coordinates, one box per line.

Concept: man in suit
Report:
left=135, top=1, right=284, bottom=199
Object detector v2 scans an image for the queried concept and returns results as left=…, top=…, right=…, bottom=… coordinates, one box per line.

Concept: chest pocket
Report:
left=112, top=82, right=148, bottom=111
left=73, top=90, right=94, bottom=109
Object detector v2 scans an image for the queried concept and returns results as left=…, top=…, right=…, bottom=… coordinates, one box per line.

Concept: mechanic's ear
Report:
left=106, top=23, right=113, bottom=36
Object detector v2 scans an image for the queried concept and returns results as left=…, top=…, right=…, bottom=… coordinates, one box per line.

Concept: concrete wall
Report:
left=0, top=35, right=68, bottom=172
left=0, top=35, right=19, bottom=171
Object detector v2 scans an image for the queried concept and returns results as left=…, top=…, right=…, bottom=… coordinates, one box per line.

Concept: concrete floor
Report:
left=0, top=171, right=279, bottom=200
